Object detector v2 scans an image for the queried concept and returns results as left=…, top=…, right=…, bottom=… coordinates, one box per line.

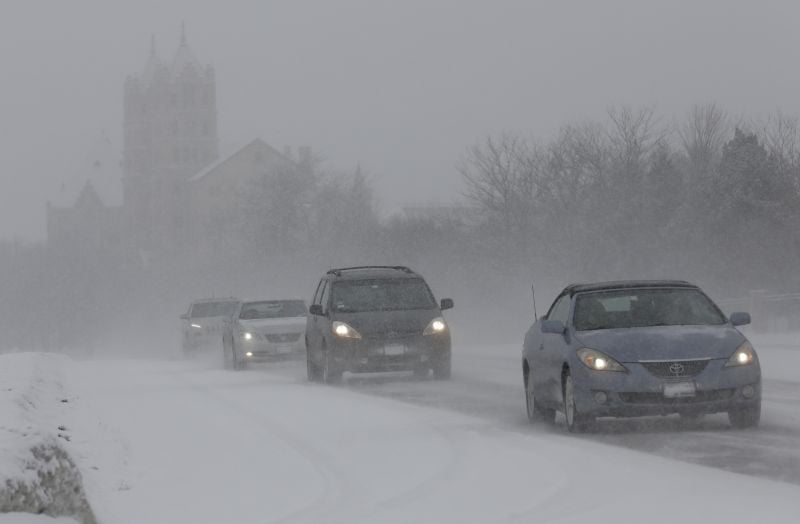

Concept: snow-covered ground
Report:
left=1, top=332, right=799, bottom=523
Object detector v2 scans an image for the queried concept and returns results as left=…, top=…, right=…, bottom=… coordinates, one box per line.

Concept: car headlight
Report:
left=332, top=321, right=362, bottom=339
left=725, top=341, right=757, bottom=367
left=577, top=348, right=627, bottom=372
left=242, top=332, right=253, bottom=341
left=423, top=317, right=448, bottom=335
left=190, top=323, right=202, bottom=329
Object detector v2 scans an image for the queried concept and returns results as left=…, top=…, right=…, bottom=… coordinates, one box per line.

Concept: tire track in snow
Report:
left=265, top=365, right=573, bottom=523
left=333, top=357, right=800, bottom=487
left=174, top=366, right=480, bottom=523
left=168, top=369, right=349, bottom=524
left=344, top=416, right=462, bottom=523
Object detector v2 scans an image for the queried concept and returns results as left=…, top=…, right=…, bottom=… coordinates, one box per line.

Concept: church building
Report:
left=47, top=28, right=306, bottom=263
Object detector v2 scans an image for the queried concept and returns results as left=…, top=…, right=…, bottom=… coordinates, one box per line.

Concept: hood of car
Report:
left=332, top=309, right=439, bottom=337
left=573, top=325, right=744, bottom=362
left=239, top=317, right=306, bottom=333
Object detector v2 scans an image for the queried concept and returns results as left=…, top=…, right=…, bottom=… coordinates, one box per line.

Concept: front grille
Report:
left=265, top=333, right=301, bottom=343
left=619, top=388, right=734, bottom=405
left=640, top=359, right=710, bottom=378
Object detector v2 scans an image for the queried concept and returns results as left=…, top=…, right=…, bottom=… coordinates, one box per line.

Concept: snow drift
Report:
left=0, top=352, right=95, bottom=524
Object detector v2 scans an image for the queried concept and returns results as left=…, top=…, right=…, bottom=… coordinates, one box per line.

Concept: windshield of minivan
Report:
left=190, top=301, right=239, bottom=318
left=573, top=288, right=727, bottom=330
left=331, top=279, right=437, bottom=312
left=239, top=300, right=307, bottom=320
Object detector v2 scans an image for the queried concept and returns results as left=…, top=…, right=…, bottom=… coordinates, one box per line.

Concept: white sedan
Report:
left=222, top=299, right=307, bottom=369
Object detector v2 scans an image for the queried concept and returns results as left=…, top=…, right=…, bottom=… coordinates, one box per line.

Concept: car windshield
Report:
left=331, top=278, right=437, bottom=312
left=573, top=288, right=727, bottom=330
left=239, top=300, right=307, bottom=320
left=190, top=301, right=238, bottom=318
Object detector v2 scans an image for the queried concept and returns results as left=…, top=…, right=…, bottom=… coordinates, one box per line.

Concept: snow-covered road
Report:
left=343, top=337, right=800, bottom=486
left=48, top=335, right=800, bottom=523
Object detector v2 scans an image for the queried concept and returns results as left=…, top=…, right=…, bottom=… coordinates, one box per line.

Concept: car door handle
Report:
left=538, top=344, right=544, bottom=351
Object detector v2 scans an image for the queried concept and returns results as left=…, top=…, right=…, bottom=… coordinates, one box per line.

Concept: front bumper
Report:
left=237, top=339, right=305, bottom=362
left=571, top=358, right=761, bottom=418
left=329, top=333, right=450, bottom=373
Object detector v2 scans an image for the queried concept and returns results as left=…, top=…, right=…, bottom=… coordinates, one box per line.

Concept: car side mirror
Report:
left=180, top=314, right=189, bottom=320
left=309, top=304, right=325, bottom=316
left=729, top=312, right=751, bottom=327
left=541, top=319, right=566, bottom=335
left=440, top=298, right=454, bottom=310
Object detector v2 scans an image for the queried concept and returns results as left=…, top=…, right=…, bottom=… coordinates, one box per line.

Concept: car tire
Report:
left=222, top=335, right=232, bottom=370
left=432, top=355, right=451, bottom=380
left=413, top=364, right=429, bottom=379
left=728, top=404, right=761, bottom=429
left=679, top=412, right=704, bottom=425
left=525, top=369, right=555, bottom=424
left=231, top=340, right=246, bottom=371
left=322, top=343, right=342, bottom=384
left=307, top=340, right=322, bottom=382
left=307, top=357, right=321, bottom=382
left=563, top=371, right=593, bottom=433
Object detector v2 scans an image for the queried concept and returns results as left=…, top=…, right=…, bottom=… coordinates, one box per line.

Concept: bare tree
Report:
left=761, top=111, right=800, bottom=192
left=678, top=103, right=729, bottom=178
left=458, top=134, right=538, bottom=233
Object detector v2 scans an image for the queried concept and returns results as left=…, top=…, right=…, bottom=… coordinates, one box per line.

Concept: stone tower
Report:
left=122, top=27, right=219, bottom=251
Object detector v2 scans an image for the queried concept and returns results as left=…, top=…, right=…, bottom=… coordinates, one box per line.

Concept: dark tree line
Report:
left=458, top=105, right=800, bottom=297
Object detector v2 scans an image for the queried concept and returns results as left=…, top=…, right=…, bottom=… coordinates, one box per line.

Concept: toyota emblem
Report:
left=669, top=362, right=685, bottom=376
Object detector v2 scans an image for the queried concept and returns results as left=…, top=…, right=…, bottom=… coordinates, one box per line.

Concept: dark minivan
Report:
left=306, top=266, right=454, bottom=383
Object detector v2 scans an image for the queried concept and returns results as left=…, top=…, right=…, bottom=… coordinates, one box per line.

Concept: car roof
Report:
left=563, top=280, right=698, bottom=296
left=326, top=266, right=422, bottom=281
left=239, top=298, right=306, bottom=304
left=190, top=297, right=239, bottom=305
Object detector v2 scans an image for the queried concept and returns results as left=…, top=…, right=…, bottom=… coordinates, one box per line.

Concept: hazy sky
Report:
left=3, top=0, right=800, bottom=241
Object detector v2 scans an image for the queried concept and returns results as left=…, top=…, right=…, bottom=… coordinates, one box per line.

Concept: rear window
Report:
left=573, top=288, right=726, bottom=331
left=239, top=300, right=307, bottom=320
left=331, top=278, right=437, bottom=313
left=190, top=301, right=238, bottom=318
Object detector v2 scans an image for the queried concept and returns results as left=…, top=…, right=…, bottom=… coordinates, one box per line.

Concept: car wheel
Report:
left=322, top=343, right=342, bottom=384
left=231, top=340, right=246, bottom=371
left=728, top=404, right=761, bottom=429
left=307, top=357, right=320, bottom=382
left=679, top=412, right=704, bottom=425
left=525, top=368, right=555, bottom=424
left=563, top=371, right=593, bottom=433
left=222, top=336, right=233, bottom=370
left=307, top=340, right=322, bottom=382
left=413, top=364, right=429, bottom=379
left=432, top=355, right=451, bottom=380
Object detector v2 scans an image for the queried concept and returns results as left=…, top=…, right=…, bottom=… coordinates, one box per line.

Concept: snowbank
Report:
left=0, top=353, right=95, bottom=524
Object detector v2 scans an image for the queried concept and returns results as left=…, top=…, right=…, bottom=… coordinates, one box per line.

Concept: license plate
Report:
left=384, top=344, right=405, bottom=356
left=663, top=381, right=696, bottom=398
left=276, top=344, right=293, bottom=353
